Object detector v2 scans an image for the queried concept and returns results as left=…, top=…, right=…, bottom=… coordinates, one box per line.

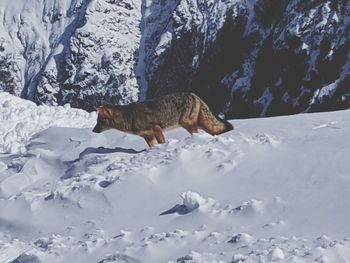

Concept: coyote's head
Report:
left=93, top=103, right=117, bottom=133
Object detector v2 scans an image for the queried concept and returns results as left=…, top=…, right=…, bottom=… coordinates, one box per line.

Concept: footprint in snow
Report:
left=244, top=133, right=280, bottom=147
left=232, top=199, right=264, bottom=215
left=227, top=233, right=254, bottom=244
left=9, top=254, right=40, bottom=263
left=98, top=180, right=113, bottom=188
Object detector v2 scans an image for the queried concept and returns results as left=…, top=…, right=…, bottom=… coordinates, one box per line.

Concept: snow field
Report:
left=0, top=93, right=350, bottom=262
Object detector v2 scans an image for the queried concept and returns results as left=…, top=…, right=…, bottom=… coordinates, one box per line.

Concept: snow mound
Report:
left=228, top=233, right=255, bottom=244
left=233, top=199, right=265, bottom=215
left=0, top=92, right=96, bottom=154
left=269, top=247, right=285, bottom=261
left=160, top=191, right=213, bottom=216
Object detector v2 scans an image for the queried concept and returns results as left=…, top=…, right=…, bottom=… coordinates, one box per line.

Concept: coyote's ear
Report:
left=96, top=106, right=113, bottom=119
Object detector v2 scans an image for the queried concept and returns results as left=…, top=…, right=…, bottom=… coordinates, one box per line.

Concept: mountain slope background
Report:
left=0, top=0, right=349, bottom=117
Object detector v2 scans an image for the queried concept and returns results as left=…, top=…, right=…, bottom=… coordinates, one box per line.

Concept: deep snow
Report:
left=1, top=92, right=350, bottom=262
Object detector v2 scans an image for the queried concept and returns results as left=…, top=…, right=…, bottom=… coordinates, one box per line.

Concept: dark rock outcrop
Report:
left=143, top=0, right=350, bottom=118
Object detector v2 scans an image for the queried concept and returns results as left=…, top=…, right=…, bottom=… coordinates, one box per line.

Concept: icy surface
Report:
left=1, top=93, right=350, bottom=262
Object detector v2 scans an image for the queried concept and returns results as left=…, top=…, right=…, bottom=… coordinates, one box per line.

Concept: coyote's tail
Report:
left=195, top=95, right=234, bottom=135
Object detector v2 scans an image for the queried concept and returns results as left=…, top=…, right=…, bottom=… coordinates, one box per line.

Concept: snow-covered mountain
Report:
left=0, top=0, right=350, bottom=116
left=0, top=0, right=141, bottom=110
left=1, top=92, right=350, bottom=262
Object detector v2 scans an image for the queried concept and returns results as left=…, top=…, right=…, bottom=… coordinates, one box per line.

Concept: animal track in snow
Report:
left=312, top=121, right=340, bottom=130
left=232, top=199, right=265, bottom=215
left=243, top=133, right=281, bottom=147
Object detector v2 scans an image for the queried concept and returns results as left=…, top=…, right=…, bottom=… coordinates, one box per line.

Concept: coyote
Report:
left=93, top=92, right=233, bottom=147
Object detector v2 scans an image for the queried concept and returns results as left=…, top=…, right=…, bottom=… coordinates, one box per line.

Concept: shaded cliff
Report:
left=143, top=0, right=350, bottom=118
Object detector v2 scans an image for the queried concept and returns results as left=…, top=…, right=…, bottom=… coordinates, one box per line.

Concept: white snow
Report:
left=310, top=50, right=350, bottom=106
left=0, top=92, right=96, bottom=154
left=155, top=31, right=173, bottom=56
left=269, top=247, right=285, bottom=261
left=1, top=92, right=350, bottom=262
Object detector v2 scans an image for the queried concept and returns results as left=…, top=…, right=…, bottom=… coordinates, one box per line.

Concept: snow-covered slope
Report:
left=1, top=92, right=350, bottom=262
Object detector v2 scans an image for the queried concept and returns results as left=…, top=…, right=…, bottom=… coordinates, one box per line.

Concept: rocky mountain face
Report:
left=144, top=0, right=350, bottom=118
left=0, top=0, right=349, bottom=117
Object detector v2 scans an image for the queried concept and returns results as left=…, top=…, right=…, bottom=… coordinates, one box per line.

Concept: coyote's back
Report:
left=93, top=92, right=233, bottom=147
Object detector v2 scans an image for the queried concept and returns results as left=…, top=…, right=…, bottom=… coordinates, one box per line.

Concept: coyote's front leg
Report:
left=153, top=125, right=165, bottom=144
left=143, top=135, right=157, bottom=147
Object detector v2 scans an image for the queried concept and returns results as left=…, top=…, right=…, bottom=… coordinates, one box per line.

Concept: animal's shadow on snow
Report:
left=61, top=146, right=145, bottom=180
left=159, top=203, right=199, bottom=216
left=75, top=146, right=144, bottom=160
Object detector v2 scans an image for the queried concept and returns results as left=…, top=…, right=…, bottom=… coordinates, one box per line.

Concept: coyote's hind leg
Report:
left=180, top=99, right=200, bottom=135
left=182, top=123, right=198, bottom=135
